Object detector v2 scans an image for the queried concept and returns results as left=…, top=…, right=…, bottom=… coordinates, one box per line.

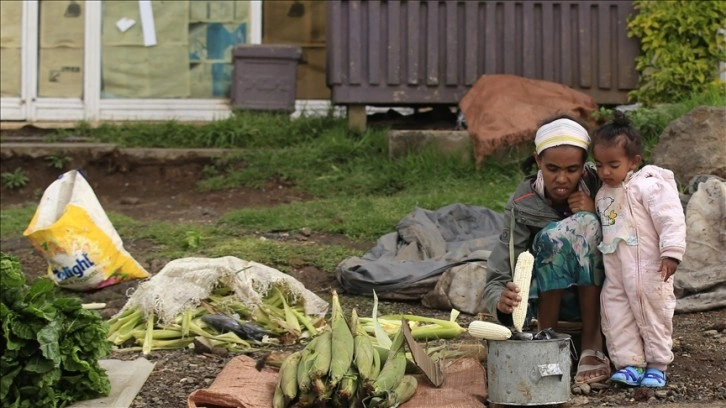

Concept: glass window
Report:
left=0, top=0, right=23, bottom=97
left=101, top=0, right=250, bottom=99
left=38, top=0, right=85, bottom=98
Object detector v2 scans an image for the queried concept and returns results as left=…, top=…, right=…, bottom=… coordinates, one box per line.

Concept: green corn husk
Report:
left=371, top=326, right=406, bottom=395
left=313, top=379, right=335, bottom=407
left=277, top=288, right=302, bottom=337
left=297, top=389, right=316, bottom=407
left=359, top=313, right=466, bottom=341
left=334, top=365, right=359, bottom=407
left=277, top=351, right=302, bottom=405
left=351, top=309, right=381, bottom=385
left=272, top=383, right=286, bottom=408
left=134, top=337, right=194, bottom=349
left=181, top=308, right=193, bottom=337
left=309, top=330, right=332, bottom=395
left=328, top=291, right=354, bottom=388
left=297, top=336, right=320, bottom=394
left=393, top=375, right=418, bottom=405
left=142, top=311, right=155, bottom=355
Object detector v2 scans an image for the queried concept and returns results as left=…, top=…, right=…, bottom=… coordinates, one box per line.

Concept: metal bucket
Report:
left=487, top=336, right=572, bottom=406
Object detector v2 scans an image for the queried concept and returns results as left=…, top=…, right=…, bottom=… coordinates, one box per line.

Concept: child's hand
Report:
left=659, top=257, right=679, bottom=281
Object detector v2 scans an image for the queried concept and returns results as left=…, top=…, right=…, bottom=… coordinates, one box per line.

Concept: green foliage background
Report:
left=627, top=0, right=726, bottom=105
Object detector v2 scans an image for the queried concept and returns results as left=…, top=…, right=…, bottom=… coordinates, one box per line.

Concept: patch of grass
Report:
left=50, top=111, right=343, bottom=149
left=205, top=238, right=360, bottom=274
left=2, top=168, right=29, bottom=190
left=108, top=216, right=360, bottom=273
left=220, top=171, right=518, bottom=243
left=0, top=205, right=36, bottom=239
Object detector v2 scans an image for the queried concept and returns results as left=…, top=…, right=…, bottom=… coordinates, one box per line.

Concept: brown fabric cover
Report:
left=410, top=357, right=488, bottom=407
left=187, top=355, right=276, bottom=408
left=187, top=355, right=488, bottom=408
left=459, top=74, right=598, bottom=168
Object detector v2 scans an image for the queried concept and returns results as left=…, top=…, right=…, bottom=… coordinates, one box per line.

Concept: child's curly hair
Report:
left=592, top=110, right=644, bottom=159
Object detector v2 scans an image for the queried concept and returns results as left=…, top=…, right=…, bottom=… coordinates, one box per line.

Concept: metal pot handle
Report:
left=535, top=363, right=564, bottom=382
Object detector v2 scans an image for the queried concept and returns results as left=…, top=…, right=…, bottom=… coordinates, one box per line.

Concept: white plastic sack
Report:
left=120, top=256, right=329, bottom=324
left=23, top=169, right=149, bottom=290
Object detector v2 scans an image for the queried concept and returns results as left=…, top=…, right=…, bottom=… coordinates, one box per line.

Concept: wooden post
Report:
left=347, top=105, right=366, bottom=133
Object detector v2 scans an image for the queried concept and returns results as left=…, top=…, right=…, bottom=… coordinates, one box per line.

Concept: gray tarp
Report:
left=335, top=204, right=504, bottom=302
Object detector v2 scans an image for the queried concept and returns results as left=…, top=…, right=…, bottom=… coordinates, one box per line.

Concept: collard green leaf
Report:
left=37, top=320, right=61, bottom=366
left=53, top=297, right=82, bottom=312
left=9, top=319, right=35, bottom=341
left=0, top=255, right=25, bottom=288
left=28, top=278, right=55, bottom=302
left=0, top=253, right=111, bottom=408
left=23, top=355, right=54, bottom=374
left=0, top=365, right=21, bottom=401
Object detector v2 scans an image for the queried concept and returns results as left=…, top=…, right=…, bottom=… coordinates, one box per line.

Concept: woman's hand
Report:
left=568, top=191, right=595, bottom=213
left=497, top=281, right=521, bottom=314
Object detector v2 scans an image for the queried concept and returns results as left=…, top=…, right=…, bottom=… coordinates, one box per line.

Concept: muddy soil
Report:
left=1, top=150, right=724, bottom=408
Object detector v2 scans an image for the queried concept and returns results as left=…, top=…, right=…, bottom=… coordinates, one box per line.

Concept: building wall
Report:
left=327, top=0, right=641, bottom=106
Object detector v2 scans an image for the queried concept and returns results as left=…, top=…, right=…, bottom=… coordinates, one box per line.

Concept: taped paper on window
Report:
left=23, top=169, right=150, bottom=291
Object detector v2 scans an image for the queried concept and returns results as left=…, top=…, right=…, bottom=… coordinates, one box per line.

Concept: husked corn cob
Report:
left=393, top=375, right=418, bottom=405
left=512, top=250, right=535, bottom=332
left=371, top=326, right=407, bottom=395
left=329, top=291, right=355, bottom=388
left=467, top=321, right=512, bottom=340
left=276, top=351, right=302, bottom=405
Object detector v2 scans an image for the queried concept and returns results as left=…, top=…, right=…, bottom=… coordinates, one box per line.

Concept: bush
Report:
left=627, top=0, right=726, bottom=105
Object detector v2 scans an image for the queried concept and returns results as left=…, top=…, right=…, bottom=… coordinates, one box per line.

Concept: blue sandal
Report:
left=610, top=366, right=645, bottom=386
left=640, top=368, right=666, bottom=388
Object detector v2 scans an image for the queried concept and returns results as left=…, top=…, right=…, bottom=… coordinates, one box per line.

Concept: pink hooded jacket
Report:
left=596, top=164, right=687, bottom=370
left=596, top=164, right=686, bottom=261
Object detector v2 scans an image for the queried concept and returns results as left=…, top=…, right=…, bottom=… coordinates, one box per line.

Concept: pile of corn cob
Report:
left=106, top=284, right=325, bottom=354
left=273, top=291, right=418, bottom=408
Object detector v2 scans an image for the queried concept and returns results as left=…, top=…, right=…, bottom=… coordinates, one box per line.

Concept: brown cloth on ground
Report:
left=459, top=74, right=598, bottom=168
left=187, top=355, right=488, bottom=408
left=187, top=355, right=276, bottom=408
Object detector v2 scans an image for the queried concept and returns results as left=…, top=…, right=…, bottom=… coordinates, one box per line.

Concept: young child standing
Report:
left=592, top=111, right=686, bottom=388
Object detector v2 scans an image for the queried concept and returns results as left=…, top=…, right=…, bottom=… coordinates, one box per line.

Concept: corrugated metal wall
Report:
left=327, top=0, right=640, bottom=105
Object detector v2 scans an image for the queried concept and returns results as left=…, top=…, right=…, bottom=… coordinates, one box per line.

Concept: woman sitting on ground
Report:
left=482, top=115, right=610, bottom=386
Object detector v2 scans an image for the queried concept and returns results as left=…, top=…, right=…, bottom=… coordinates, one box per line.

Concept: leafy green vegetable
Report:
left=0, top=253, right=111, bottom=408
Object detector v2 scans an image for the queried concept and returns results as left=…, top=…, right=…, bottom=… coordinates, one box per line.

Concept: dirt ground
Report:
left=1, top=150, right=725, bottom=408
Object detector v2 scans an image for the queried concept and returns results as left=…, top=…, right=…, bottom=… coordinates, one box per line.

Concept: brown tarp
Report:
left=188, top=355, right=488, bottom=407
left=459, top=74, right=598, bottom=168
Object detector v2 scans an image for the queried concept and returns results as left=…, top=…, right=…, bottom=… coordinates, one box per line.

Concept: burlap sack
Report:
left=459, top=74, right=598, bottom=168
left=187, top=355, right=276, bottom=408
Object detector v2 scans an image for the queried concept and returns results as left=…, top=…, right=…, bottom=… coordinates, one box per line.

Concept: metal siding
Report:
left=328, top=0, right=639, bottom=105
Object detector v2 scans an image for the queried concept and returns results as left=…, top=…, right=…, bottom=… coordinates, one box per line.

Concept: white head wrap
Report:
left=534, top=118, right=590, bottom=155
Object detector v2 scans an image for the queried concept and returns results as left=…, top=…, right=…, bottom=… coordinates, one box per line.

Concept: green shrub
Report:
left=627, top=0, right=726, bottom=105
